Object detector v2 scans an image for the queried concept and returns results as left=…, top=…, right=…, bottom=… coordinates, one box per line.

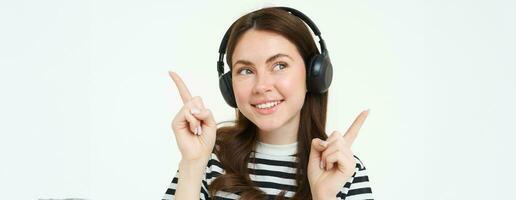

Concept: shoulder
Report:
left=205, top=152, right=225, bottom=182
left=353, top=155, right=367, bottom=171
left=336, top=154, right=374, bottom=199
left=350, top=154, right=370, bottom=186
left=207, top=152, right=223, bottom=170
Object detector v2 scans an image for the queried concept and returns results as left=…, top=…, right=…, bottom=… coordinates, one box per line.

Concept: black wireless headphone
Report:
left=217, top=7, right=333, bottom=108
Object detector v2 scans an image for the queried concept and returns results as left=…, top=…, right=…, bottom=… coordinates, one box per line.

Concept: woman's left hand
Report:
left=307, top=110, right=369, bottom=200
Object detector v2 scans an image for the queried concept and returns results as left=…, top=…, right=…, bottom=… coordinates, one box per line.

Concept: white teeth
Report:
left=255, top=101, right=281, bottom=109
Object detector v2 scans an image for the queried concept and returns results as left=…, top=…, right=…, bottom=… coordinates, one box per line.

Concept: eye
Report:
left=272, top=62, right=288, bottom=71
left=237, top=68, right=253, bottom=75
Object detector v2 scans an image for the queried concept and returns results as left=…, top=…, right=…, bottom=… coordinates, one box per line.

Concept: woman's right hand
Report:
left=168, top=71, right=217, bottom=163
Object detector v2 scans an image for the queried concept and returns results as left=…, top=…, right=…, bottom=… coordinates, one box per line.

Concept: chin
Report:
left=252, top=118, right=282, bottom=133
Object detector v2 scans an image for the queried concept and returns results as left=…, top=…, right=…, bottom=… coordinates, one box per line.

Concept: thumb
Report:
left=309, top=138, right=328, bottom=160
left=191, top=108, right=216, bottom=127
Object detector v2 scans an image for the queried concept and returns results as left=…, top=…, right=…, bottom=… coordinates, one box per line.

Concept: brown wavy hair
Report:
left=209, top=7, right=329, bottom=200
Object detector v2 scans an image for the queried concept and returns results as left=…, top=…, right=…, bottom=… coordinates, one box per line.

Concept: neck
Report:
left=257, top=111, right=300, bottom=145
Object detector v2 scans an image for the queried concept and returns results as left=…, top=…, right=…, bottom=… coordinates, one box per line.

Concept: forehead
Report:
left=231, top=29, right=302, bottom=64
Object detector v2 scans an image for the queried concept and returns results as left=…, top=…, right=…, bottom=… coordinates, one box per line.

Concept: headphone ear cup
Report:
left=307, top=54, right=333, bottom=93
left=219, top=72, right=237, bottom=108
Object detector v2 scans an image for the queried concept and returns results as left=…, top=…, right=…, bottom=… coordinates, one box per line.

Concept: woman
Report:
left=163, top=7, right=373, bottom=200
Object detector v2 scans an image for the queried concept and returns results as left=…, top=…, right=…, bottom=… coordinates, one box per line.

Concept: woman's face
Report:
left=231, top=29, right=307, bottom=134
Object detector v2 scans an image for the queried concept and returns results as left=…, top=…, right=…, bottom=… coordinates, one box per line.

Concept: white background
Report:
left=1, top=0, right=515, bottom=199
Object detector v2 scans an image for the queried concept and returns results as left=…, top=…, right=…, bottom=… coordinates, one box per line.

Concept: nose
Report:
left=252, top=73, right=274, bottom=95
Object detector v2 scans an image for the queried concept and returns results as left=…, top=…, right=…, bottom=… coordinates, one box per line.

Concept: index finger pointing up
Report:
left=168, top=71, right=192, bottom=104
left=343, top=109, right=370, bottom=145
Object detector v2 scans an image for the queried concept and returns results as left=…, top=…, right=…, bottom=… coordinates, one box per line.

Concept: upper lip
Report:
left=251, top=99, right=284, bottom=105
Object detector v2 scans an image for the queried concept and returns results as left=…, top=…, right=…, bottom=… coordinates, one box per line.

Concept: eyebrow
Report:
left=233, top=53, right=293, bottom=67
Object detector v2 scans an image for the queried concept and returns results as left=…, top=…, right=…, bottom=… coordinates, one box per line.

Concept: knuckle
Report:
left=190, top=121, right=199, bottom=128
left=183, top=100, right=194, bottom=109
left=331, top=131, right=340, bottom=137
left=182, top=109, right=189, bottom=119
left=191, top=96, right=205, bottom=108
left=322, top=150, right=330, bottom=157
left=192, top=96, right=203, bottom=102
left=205, top=108, right=212, bottom=114
left=189, top=122, right=197, bottom=128
left=192, top=96, right=201, bottom=100
left=335, top=138, right=344, bottom=146
left=311, top=138, right=319, bottom=145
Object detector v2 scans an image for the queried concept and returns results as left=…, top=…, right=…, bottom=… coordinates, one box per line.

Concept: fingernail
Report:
left=319, top=140, right=328, bottom=147
left=320, top=161, right=324, bottom=169
left=192, top=127, right=198, bottom=135
left=190, top=108, right=200, bottom=114
left=197, top=126, right=202, bottom=135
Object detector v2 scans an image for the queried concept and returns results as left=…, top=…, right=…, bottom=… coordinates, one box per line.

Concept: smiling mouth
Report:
left=252, top=100, right=284, bottom=109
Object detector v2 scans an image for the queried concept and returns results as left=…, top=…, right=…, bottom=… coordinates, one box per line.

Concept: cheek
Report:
left=279, top=68, right=306, bottom=94
left=233, top=81, right=251, bottom=104
left=277, top=74, right=306, bottom=107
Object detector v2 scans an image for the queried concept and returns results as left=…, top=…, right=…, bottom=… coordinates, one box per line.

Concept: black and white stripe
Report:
left=162, top=150, right=373, bottom=200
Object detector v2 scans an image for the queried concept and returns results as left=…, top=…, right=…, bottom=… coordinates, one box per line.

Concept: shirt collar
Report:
left=255, top=141, right=298, bottom=156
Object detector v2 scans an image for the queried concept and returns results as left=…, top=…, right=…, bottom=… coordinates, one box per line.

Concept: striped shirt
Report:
left=163, top=142, right=373, bottom=199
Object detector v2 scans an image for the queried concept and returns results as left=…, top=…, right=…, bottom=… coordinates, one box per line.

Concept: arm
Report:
left=307, top=110, right=371, bottom=200
left=174, top=159, right=209, bottom=200
left=165, top=72, right=217, bottom=199
left=162, top=158, right=210, bottom=200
